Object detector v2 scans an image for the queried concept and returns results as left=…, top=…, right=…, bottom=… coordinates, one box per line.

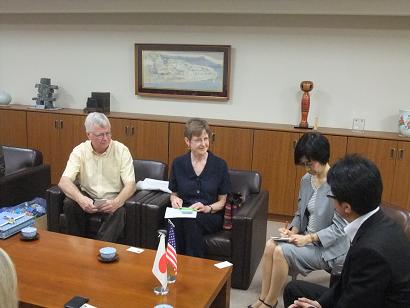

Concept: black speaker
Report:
left=84, top=92, right=110, bottom=113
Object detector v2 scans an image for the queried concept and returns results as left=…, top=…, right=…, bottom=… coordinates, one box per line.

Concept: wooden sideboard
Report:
left=1, top=104, right=409, bottom=215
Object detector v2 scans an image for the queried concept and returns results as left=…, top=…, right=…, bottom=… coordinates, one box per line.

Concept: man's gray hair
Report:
left=84, top=112, right=110, bottom=132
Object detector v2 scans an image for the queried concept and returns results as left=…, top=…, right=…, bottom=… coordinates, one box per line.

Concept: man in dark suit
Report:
left=283, top=154, right=410, bottom=308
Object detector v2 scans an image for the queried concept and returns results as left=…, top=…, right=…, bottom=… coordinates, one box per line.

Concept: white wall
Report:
left=1, top=13, right=410, bottom=132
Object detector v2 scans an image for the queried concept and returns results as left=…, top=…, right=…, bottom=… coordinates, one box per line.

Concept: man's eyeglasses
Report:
left=92, top=132, right=112, bottom=139
left=327, top=194, right=336, bottom=200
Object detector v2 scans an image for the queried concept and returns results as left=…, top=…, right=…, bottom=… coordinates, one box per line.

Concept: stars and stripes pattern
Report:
left=166, top=221, right=178, bottom=275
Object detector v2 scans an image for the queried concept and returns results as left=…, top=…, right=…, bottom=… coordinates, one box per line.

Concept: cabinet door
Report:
left=390, top=141, right=410, bottom=210
left=0, top=110, right=27, bottom=147
left=132, top=120, right=169, bottom=163
left=347, top=137, right=396, bottom=203
left=27, top=112, right=59, bottom=180
left=210, top=126, right=253, bottom=170
left=109, top=118, right=132, bottom=153
left=169, top=123, right=187, bottom=168
left=252, top=130, right=299, bottom=215
left=55, top=114, right=86, bottom=183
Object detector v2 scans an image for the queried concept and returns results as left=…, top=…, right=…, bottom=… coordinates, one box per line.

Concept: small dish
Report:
left=20, top=232, right=39, bottom=241
left=21, top=226, right=37, bottom=238
left=97, top=253, right=119, bottom=263
left=99, top=247, right=117, bottom=260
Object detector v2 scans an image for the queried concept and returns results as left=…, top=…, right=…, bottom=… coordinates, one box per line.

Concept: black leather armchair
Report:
left=0, top=146, right=51, bottom=207
left=139, top=169, right=269, bottom=290
left=46, top=159, right=168, bottom=246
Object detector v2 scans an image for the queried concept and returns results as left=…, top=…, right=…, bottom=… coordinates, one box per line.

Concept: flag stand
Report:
left=167, top=274, right=176, bottom=284
left=153, top=286, right=169, bottom=295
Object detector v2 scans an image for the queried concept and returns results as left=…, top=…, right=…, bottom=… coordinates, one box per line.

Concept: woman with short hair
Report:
left=249, top=132, right=349, bottom=308
left=169, top=118, right=231, bottom=257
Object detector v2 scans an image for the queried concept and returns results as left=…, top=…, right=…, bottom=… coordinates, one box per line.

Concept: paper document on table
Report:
left=165, top=207, right=197, bottom=219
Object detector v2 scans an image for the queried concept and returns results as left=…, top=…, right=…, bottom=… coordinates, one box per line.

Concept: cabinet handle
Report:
left=390, top=148, right=396, bottom=159
left=54, top=120, right=58, bottom=129
left=212, top=133, right=215, bottom=143
left=125, top=126, right=128, bottom=136
left=131, top=127, right=135, bottom=135
left=398, top=149, right=404, bottom=160
left=60, top=120, right=63, bottom=129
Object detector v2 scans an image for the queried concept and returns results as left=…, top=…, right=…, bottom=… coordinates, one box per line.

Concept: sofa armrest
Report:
left=0, top=164, right=51, bottom=207
left=140, top=192, right=171, bottom=249
left=231, top=190, right=269, bottom=289
left=46, top=185, right=65, bottom=232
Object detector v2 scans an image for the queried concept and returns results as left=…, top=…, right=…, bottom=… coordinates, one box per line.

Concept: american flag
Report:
left=166, top=221, right=178, bottom=275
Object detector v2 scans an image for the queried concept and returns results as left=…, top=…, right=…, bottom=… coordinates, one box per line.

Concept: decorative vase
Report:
left=0, top=90, right=12, bottom=105
left=398, top=109, right=410, bottom=137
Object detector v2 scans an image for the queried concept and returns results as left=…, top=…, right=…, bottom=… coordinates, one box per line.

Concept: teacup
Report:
left=99, top=247, right=116, bottom=260
left=21, top=226, right=37, bottom=238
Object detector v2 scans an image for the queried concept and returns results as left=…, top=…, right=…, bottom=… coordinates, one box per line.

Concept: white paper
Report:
left=164, top=207, right=197, bottom=219
left=136, top=178, right=172, bottom=193
left=127, top=246, right=144, bottom=254
left=214, top=261, right=233, bottom=269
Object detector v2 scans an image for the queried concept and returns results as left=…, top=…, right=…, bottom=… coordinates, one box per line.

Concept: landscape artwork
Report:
left=135, top=44, right=230, bottom=100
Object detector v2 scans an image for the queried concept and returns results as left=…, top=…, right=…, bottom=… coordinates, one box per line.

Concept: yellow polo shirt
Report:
left=62, top=140, right=135, bottom=199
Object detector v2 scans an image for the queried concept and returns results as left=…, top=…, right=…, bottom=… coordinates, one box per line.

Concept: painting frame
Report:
left=135, top=44, right=231, bottom=100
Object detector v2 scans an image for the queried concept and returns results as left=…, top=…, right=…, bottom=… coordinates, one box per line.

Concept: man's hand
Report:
left=289, top=234, right=311, bottom=246
left=170, top=195, right=183, bottom=209
left=289, top=297, right=321, bottom=308
left=99, top=199, right=121, bottom=214
left=77, top=195, right=97, bottom=213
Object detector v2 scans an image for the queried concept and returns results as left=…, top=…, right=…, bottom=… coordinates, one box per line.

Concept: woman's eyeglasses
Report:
left=299, top=161, right=313, bottom=168
left=326, top=194, right=336, bottom=200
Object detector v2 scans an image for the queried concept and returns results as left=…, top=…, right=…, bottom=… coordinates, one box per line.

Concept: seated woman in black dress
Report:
left=168, top=118, right=231, bottom=257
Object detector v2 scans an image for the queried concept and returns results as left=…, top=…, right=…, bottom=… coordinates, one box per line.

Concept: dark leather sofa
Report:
left=0, top=146, right=51, bottom=207
left=139, top=169, right=269, bottom=290
left=46, top=159, right=168, bottom=246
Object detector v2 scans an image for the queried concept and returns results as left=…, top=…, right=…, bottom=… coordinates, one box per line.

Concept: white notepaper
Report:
left=127, top=247, right=144, bottom=254
left=214, top=261, right=233, bottom=269
left=164, top=207, right=197, bottom=219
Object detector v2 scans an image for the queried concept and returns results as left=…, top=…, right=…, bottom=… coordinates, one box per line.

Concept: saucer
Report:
left=98, top=253, right=119, bottom=263
left=20, top=233, right=39, bottom=241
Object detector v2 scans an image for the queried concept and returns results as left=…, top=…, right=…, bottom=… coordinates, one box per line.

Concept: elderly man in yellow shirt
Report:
left=58, top=112, right=136, bottom=242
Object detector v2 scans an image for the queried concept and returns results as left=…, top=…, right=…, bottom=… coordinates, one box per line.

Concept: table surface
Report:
left=0, top=230, right=231, bottom=308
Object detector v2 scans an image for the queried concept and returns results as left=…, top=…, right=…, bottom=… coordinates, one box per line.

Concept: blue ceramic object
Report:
left=99, top=247, right=116, bottom=260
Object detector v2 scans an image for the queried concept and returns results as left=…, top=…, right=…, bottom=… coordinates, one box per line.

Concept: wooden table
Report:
left=0, top=230, right=231, bottom=308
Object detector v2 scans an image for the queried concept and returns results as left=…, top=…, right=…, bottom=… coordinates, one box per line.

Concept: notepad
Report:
left=270, top=236, right=291, bottom=242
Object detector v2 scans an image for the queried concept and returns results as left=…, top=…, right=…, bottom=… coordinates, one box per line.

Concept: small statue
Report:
left=32, top=78, right=58, bottom=109
left=298, top=80, right=314, bottom=129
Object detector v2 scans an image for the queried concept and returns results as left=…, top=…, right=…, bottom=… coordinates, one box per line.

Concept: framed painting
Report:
left=135, top=44, right=231, bottom=100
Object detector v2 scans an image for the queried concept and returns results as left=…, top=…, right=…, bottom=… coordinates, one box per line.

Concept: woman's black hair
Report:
left=294, top=132, right=330, bottom=165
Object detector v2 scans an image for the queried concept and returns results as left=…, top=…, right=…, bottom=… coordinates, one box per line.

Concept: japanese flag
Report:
left=152, top=233, right=168, bottom=290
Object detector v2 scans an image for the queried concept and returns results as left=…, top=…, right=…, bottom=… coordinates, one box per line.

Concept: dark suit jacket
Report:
left=319, top=210, right=410, bottom=308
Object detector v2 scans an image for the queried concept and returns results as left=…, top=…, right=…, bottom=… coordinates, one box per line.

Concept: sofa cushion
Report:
left=204, top=230, right=231, bottom=258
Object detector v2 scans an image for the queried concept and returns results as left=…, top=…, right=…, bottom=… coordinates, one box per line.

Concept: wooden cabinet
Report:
left=252, top=130, right=299, bottom=216
left=109, top=118, right=169, bottom=163
left=168, top=122, right=253, bottom=171
left=27, top=112, right=85, bottom=183
left=0, top=109, right=27, bottom=147
left=347, top=137, right=410, bottom=210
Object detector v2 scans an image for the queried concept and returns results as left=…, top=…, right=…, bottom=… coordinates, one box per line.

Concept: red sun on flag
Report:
left=159, top=254, right=167, bottom=273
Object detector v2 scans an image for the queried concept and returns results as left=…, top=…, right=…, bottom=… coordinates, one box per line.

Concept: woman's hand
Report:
left=190, top=202, right=212, bottom=213
left=279, top=227, right=297, bottom=237
left=170, top=194, right=183, bottom=208
left=289, top=234, right=311, bottom=246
